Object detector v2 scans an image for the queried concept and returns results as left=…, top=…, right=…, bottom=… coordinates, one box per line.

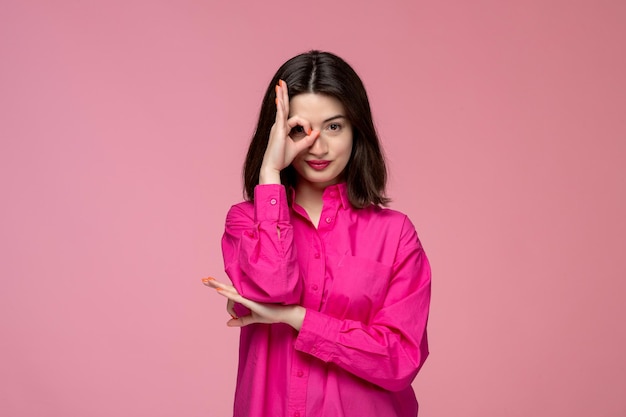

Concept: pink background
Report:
left=1, top=1, right=625, bottom=416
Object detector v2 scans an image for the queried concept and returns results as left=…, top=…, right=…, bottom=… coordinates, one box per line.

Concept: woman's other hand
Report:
left=226, top=299, right=237, bottom=320
left=202, top=277, right=306, bottom=331
left=259, top=80, right=319, bottom=184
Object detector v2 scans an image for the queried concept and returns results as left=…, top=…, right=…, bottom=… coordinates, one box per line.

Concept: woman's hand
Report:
left=259, top=80, right=320, bottom=184
left=202, top=277, right=306, bottom=331
left=226, top=299, right=237, bottom=320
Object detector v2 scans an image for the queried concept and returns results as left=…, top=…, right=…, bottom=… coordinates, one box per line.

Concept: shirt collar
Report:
left=324, top=182, right=349, bottom=210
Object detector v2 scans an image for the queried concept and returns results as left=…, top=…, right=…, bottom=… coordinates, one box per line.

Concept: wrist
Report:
left=259, top=166, right=281, bottom=185
left=284, top=306, right=306, bottom=331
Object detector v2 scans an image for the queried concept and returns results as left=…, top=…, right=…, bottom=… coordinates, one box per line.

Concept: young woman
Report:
left=203, top=50, right=431, bottom=417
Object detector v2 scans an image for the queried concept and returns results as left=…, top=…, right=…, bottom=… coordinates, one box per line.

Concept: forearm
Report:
left=223, top=185, right=302, bottom=303
left=294, top=244, right=431, bottom=391
left=206, top=278, right=307, bottom=331
left=294, top=308, right=429, bottom=391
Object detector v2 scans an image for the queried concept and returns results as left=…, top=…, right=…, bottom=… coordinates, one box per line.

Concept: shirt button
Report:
left=313, top=253, right=320, bottom=259
left=294, top=412, right=300, bottom=417
left=312, top=284, right=319, bottom=291
left=297, top=370, right=304, bottom=377
left=269, top=198, right=277, bottom=205
left=325, top=217, right=332, bottom=223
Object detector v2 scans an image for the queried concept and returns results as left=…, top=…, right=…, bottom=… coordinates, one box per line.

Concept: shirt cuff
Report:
left=294, top=309, right=341, bottom=362
left=253, top=184, right=289, bottom=222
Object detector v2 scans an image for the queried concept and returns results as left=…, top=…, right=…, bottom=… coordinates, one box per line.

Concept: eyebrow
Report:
left=323, top=115, right=346, bottom=123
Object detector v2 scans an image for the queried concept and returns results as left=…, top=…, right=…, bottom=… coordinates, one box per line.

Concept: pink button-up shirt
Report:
left=221, top=183, right=431, bottom=417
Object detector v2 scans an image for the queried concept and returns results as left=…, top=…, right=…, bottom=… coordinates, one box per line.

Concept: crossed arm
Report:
left=202, top=277, right=306, bottom=331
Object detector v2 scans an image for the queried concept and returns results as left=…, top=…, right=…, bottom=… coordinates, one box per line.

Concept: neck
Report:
left=294, top=180, right=326, bottom=213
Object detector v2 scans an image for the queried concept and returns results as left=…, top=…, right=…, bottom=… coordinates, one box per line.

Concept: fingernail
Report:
left=279, top=79, right=284, bottom=87
left=307, top=128, right=312, bottom=135
left=275, top=97, right=278, bottom=105
left=275, top=85, right=280, bottom=94
left=230, top=314, right=238, bottom=320
left=216, top=288, right=222, bottom=292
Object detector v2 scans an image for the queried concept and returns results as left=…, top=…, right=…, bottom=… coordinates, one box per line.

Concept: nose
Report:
left=308, top=132, right=328, bottom=156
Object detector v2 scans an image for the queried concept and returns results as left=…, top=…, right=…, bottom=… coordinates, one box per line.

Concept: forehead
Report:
left=289, top=93, right=346, bottom=120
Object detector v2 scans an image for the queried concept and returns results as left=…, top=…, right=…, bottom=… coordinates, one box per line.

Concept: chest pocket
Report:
left=323, top=254, right=393, bottom=322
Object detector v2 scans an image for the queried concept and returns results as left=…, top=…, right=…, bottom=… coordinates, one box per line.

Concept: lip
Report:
left=306, top=160, right=331, bottom=170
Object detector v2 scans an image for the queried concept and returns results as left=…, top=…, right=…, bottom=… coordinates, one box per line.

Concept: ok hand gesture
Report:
left=259, top=80, right=319, bottom=184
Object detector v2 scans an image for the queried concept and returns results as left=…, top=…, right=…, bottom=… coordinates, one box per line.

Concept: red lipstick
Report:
left=306, top=160, right=330, bottom=170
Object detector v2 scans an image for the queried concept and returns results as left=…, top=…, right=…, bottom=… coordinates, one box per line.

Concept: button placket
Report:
left=304, top=230, right=325, bottom=309
left=288, top=353, right=309, bottom=417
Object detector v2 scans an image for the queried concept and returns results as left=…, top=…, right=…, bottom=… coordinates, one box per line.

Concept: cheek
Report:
left=291, top=151, right=310, bottom=174
left=293, top=149, right=308, bottom=162
left=338, top=137, right=353, bottom=158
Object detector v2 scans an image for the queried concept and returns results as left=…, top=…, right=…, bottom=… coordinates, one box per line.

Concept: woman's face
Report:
left=288, top=93, right=353, bottom=189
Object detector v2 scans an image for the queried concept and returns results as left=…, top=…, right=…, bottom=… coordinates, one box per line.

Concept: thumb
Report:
left=227, top=315, right=250, bottom=327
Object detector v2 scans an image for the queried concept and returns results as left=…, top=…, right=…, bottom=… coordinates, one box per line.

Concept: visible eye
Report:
left=289, top=125, right=306, bottom=139
left=327, top=122, right=343, bottom=133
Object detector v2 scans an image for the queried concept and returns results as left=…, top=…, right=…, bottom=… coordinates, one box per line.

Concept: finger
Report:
left=201, top=277, right=216, bottom=287
left=286, top=116, right=312, bottom=133
left=226, top=299, right=238, bottom=319
left=215, top=287, right=263, bottom=316
left=281, top=80, right=290, bottom=115
left=277, top=80, right=291, bottom=119
left=203, top=278, right=238, bottom=294
left=275, top=83, right=285, bottom=125
left=227, top=315, right=250, bottom=327
left=215, top=286, right=246, bottom=304
left=293, top=129, right=320, bottom=153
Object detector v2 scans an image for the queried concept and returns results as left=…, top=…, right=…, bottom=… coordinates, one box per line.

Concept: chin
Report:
left=303, top=173, right=342, bottom=187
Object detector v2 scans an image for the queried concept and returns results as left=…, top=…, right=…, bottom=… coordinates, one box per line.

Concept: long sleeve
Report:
left=226, top=184, right=431, bottom=416
left=221, top=184, right=302, bottom=304
left=294, top=218, right=431, bottom=392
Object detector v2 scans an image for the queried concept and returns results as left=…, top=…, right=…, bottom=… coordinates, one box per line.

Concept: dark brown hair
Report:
left=243, top=50, right=389, bottom=208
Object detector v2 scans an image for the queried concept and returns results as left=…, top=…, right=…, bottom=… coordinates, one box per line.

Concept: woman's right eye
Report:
left=289, top=125, right=306, bottom=139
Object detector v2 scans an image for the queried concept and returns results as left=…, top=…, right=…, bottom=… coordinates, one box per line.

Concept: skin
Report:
left=204, top=80, right=353, bottom=331
left=289, top=92, right=353, bottom=226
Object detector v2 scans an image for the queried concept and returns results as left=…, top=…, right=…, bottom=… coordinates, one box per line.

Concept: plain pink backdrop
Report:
left=1, top=1, right=625, bottom=416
